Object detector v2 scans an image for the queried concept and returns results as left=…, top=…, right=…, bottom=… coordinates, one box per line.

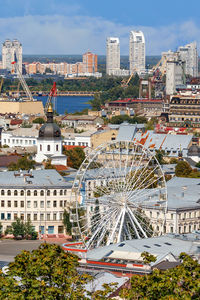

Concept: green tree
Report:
left=63, top=209, right=72, bottom=235
left=175, top=160, right=192, bottom=177
left=0, top=222, right=2, bottom=237
left=10, top=218, right=25, bottom=239
left=0, top=243, right=91, bottom=299
left=64, top=147, right=85, bottom=169
left=141, top=251, right=156, bottom=264
left=32, top=117, right=45, bottom=124
left=155, top=150, right=166, bottom=165
left=195, top=161, right=200, bottom=168
left=120, top=253, right=200, bottom=299
left=44, top=159, right=55, bottom=169
left=8, top=156, right=36, bottom=171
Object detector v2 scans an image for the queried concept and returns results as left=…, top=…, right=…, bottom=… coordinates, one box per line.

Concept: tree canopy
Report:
left=8, top=156, right=36, bottom=171
left=120, top=253, right=200, bottom=299
left=63, top=147, right=85, bottom=169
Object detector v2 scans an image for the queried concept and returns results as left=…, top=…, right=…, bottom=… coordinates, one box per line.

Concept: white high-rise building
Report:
left=2, top=39, right=22, bottom=73
left=166, top=59, right=185, bottom=95
left=106, top=37, right=120, bottom=75
left=129, top=31, right=145, bottom=75
left=178, top=41, right=198, bottom=77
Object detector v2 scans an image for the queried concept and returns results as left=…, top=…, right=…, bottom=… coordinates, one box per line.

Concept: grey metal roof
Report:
left=87, top=233, right=200, bottom=261
left=0, top=169, right=71, bottom=188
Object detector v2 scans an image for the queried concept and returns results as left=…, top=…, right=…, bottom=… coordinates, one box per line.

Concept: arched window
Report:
left=64, top=190, right=67, bottom=196
left=47, top=190, right=50, bottom=196
left=34, top=190, right=37, bottom=196
left=14, top=190, right=18, bottom=196
left=40, top=144, right=42, bottom=151
left=27, top=190, right=31, bottom=196
left=40, top=190, right=44, bottom=196
left=20, top=190, right=24, bottom=196
left=53, top=190, right=57, bottom=196
left=60, top=190, right=63, bottom=196
left=47, top=145, right=50, bottom=151
left=7, top=190, right=11, bottom=196
left=1, top=190, right=4, bottom=196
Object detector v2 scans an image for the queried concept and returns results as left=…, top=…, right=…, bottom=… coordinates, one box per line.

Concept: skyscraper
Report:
left=106, top=37, right=120, bottom=75
left=178, top=42, right=198, bottom=77
left=2, top=39, right=22, bottom=73
left=129, top=31, right=145, bottom=75
left=82, top=51, right=97, bottom=74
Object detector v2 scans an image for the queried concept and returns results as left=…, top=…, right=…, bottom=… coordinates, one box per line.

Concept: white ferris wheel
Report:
left=71, top=140, right=167, bottom=250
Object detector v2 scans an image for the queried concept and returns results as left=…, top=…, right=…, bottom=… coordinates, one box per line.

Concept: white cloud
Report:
left=0, top=14, right=199, bottom=55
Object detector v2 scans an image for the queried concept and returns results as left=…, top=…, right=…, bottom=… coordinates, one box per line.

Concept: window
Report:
left=34, top=214, right=37, bottom=221
left=184, top=225, right=186, bottom=233
left=27, top=190, right=31, bottom=196
left=40, top=201, right=44, bottom=208
left=34, top=201, right=37, bottom=208
left=189, top=212, right=191, bottom=218
left=14, top=201, right=18, bottom=208
left=53, top=201, right=57, bottom=208
left=8, top=200, right=11, bottom=207
left=40, top=214, right=44, bottom=221
left=27, top=201, right=31, bottom=208
left=40, top=190, right=44, bottom=196
left=47, top=201, right=51, bottom=208
left=60, top=201, right=63, bottom=207
left=53, top=213, right=57, bottom=221
left=47, top=145, right=50, bottom=151
left=47, top=190, right=50, bottom=196
left=1, top=190, right=4, bottom=196
left=150, top=211, right=152, bottom=218
left=14, top=213, right=17, bottom=220
left=170, top=227, right=174, bottom=233
left=48, top=226, right=54, bottom=234
left=60, top=190, right=63, bottom=196
left=7, top=213, right=11, bottom=220
left=27, top=214, right=31, bottom=220
left=14, top=190, right=18, bottom=196
left=64, top=201, right=67, bottom=207
left=20, top=190, right=24, bottom=196
left=1, top=213, right=5, bottom=220
left=60, top=213, right=63, bottom=220
left=56, top=144, right=59, bottom=151
left=171, top=214, right=173, bottom=219
left=21, top=201, right=24, bottom=208
left=21, top=214, right=24, bottom=221
left=34, top=190, right=37, bottom=196
left=53, top=190, right=57, bottom=196
left=40, top=144, right=42, bottom=151
left=189, top=225, right=191, bottom=232
left=1, top=200, right=4, bottom=207
left=47, top=214, right=50, bottom=221
left=7, top=190, right=11, bottom=196
left=64, top=190, right=67, bottom=196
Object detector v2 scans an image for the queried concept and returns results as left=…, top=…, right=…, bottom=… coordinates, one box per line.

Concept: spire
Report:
left=46, top=101, right=53, bottom=123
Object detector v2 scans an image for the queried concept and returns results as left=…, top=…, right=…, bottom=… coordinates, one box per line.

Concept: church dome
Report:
left=39, top=123, right=61, bottom=138
left=38, top=102, right=61, bottom=139
left=188, top=144, right=200, bottom=156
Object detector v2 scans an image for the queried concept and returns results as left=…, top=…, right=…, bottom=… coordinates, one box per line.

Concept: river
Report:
left=37, top=96, right=93, bottom=115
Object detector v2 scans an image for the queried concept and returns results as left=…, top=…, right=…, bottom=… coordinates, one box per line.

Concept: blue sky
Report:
left=0, top=0, right=199, bottom=55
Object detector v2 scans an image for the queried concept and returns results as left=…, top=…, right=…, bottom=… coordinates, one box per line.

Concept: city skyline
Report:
left=0, top=0, right=200, bottom=55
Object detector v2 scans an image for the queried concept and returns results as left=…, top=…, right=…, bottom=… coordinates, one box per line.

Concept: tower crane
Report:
left=44, top=82, right=57, bottom=113
left=11, top=61, right=34, bottom=101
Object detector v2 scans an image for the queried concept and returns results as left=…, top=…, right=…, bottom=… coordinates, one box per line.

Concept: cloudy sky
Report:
left=0, top=0, right=199, bottom=55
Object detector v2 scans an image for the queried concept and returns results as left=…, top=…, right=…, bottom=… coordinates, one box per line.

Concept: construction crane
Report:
left=11, top=61, right=34, bottom=101
left=44, top=82, right=57, bottom=113
left=121, top=73, right=134, bottom=87
left=152, top=56, right=167, bottom=76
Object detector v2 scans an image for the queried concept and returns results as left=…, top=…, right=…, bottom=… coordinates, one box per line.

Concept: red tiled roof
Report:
left=53, top=165, right=68, bottom=171
left=63, top=145, right=85, bottom=150
left=10, top=119, right=23, bottom=125
left=0, top=155, right=21, bottom=167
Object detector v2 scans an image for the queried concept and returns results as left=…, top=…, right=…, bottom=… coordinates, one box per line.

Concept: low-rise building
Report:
left=1, top=128, right=38, bottom=148
left=61, top=115, right=103, bottom=128
left=0, top=169, right=72, bottom=235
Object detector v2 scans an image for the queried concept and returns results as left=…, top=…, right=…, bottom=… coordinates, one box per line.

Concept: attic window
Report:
left=164, top=242, right=172, bottom=246
left=154, top=244, right=161, bottom=247
left=143, top=245, right=151, bottom=248
left=118, top=243, right=125, bottom=247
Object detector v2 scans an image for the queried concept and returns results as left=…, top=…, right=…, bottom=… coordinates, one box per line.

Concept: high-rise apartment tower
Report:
left=2, top=39, right=22, bottom=73
left=129, top=31, right=145, bottom=75
left=106, top=37, right=120, bottom=75
left=82, top=51, right=97, bottom=74
left=178, top=41, right=198, bottom=77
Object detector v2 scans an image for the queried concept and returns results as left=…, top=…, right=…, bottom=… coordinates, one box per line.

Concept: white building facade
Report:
left=166, top=59, right=185, bottom=95
left=178, top=41, right=198, bottom=77
left=2, top=39, right=22, bottom=73
left=0, top=169, right=72, bottom=235
left=106, top=37, right=120, bottom=76
left=129, top=31, right=145, bottom=75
